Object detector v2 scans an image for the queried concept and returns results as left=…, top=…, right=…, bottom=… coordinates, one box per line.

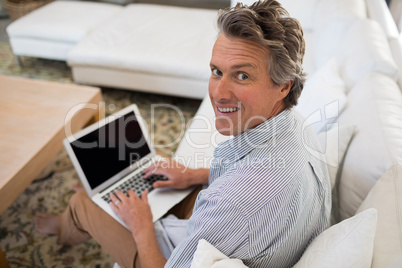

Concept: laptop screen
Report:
left=70, top=111, right=151, bottom=190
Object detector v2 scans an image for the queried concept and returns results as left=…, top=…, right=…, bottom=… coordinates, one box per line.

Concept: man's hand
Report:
left=109, top=190, right=167, bottom=268
left=109, top=189, right=153, bottom=238
left=143, top=159, right=209, bottom=189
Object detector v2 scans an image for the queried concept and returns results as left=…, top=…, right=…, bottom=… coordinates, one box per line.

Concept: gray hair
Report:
left=216, top=0, right=306, bottom=109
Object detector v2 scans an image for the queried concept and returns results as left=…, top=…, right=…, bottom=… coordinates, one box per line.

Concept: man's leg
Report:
left=36, top=191, right=140, bottom=268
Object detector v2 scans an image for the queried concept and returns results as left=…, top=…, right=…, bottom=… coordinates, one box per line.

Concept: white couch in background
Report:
left=6, top=1, right=220, bottom=99
left=67, top=3, right=218, bottom=99
left=6, top=1, right=123, bottom=61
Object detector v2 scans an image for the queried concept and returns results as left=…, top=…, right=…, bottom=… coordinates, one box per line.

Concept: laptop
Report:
left=63, top=104, right=193, bottom=229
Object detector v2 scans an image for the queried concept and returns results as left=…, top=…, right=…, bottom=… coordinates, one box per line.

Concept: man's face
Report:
left=209, top=34, right=291, bottom=136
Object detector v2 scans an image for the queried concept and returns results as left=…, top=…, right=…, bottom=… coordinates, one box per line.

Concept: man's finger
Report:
left=143, top=164, right=157, bottom=175
left=142, top=170, right=154, bottom=179
left=109, top=194, right=119, bottom=211
left=143, top=165, right=163, bottom=179
left=144, top=169, right=171, bottom=181
left=153, top=180, right=172, bottom=189
left=114, top=190, right=128, bottom=201
left=110, top=192, right=119, bottom=203
left=109, top=201, right=118, bottom=212
left=141, top=189, right=149, bottom=204
left=126, top=189, right=139, bottom=199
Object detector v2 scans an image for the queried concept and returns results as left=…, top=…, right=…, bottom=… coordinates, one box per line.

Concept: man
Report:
left=35, top=1, right=331, bottom=267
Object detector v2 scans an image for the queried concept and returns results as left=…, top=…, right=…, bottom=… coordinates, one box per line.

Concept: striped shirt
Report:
left=165, top=109, right=331, bottom=267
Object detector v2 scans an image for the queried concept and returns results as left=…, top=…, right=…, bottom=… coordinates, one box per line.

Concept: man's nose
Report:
left=211, top=77, right=232, bottom=101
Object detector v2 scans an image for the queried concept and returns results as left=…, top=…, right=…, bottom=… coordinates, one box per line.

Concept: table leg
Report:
left=0, top=248, right=9, bottom=268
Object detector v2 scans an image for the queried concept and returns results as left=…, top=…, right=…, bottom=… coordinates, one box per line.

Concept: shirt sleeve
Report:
left=164, top=189, right=250, bottom=267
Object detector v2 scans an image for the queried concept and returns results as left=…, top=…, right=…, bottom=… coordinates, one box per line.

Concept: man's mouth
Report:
left=217, top=107, right=240, bottom=113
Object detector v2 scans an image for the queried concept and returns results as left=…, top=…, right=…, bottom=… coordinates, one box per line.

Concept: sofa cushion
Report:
left=357, top=164, right=402, bottom=268
left=293, top=208, right=377, bottom=268
left=314, top=0, right=366, bottom=68
left=314, top=17, right=355, bottom=70
left=295, top=58, right=347, bottom=133
left=6, top=39, right=76, bottom=62
left=317, top=125, right=355, bottom=225
left=317, top=125, right=355, bottom=190
left=68, top=4, right=218, bottom=82
left=315, top=0, right=366, bottom=29
left=302, top=31, right=316, bottom=75
left=335, top=19, right=398, bottom=90
left=337, top=72, right=402, bottom=220
left=191, top=239, right=248, bottom=268
left=388, top=35, right=402, bottom=90
left=6, top=1, right=123, bottom=43
left=6, top=0, right=123, bottom=60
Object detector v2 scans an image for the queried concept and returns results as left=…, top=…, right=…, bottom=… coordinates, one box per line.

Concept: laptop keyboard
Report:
left=101, top=172, right=168, bottom=204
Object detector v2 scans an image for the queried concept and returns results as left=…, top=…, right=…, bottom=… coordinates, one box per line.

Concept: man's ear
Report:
left=279, top=81, right=293, bottom=98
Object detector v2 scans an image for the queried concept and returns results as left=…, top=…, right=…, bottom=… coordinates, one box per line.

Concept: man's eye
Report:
left=237, top=73, right=249, bottom=80
left=212, top=69, right=222, bottom=76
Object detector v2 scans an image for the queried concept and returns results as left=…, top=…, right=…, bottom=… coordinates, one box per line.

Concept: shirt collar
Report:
left=213, top=109, right=293, bottom=163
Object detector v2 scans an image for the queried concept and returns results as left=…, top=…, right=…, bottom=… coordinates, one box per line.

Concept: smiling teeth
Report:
left=218, top=107, right=240, bottom=113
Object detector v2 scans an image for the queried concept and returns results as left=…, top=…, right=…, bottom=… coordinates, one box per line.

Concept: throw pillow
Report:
left=293, top=208, right=377, bottom=268
left=313, top=0, right=366, bottom=68
left=336, top=72, right=402, bottom=220
left=336, top=19, right=398, bottom=91
left=295, top=58, right=347, bottom=133
left=190, top=239, right=248, bottom=268
left=356, top=165, right=402, bottom=268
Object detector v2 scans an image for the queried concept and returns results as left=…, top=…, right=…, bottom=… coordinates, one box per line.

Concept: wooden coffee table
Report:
left=0, top=75, right=104, bottom=215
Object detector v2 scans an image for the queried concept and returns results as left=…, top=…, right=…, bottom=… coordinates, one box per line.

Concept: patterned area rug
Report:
left=0, top=42, right=202, bottom=267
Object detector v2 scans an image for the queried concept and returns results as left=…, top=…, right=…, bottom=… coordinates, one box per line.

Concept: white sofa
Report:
left=173, top=0, right=402, bottom=267
left=6, top=1, right=124, bottom=61
left=6, top=1, right=220, bottom=99
left=66, top=3, right=218, bottom=99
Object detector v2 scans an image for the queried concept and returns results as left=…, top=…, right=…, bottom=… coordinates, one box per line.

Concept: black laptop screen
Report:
left=70, top=111, right=151, bottom=189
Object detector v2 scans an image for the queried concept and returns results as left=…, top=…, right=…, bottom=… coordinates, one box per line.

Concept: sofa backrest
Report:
left=365, top=0, right=402, bottom=90
left=337, top=72, right=402, bottom=220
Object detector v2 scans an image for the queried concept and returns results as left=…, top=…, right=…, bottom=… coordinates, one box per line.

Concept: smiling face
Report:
left=209, top=34, right=292, bottom=136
